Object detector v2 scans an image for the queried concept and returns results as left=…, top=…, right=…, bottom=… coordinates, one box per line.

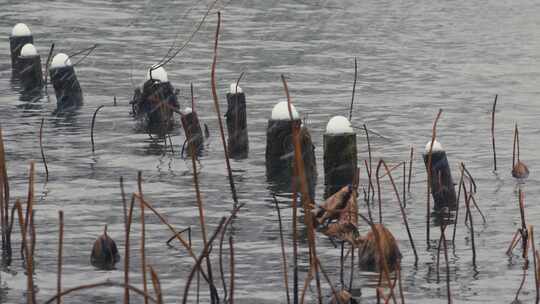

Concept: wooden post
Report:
left=9, top=23, right=33, bottom=69
left=15, top=44, right=42, bottom=93
left=423, top=140, right=457, bottom=211
left=49, top=53, right=83, bottom=113
left=266, top=101, right=317, bottom=198
left=225, top=84, right=248, bottom=158
left=181, top=108, right=204, bottom=155
left=323, top=116, right=356, bottom=198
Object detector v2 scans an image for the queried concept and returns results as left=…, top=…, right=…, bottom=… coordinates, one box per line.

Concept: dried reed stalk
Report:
left=530, top=226, right=539, bottom=304
left=426, top=109, right=443, bottom=248
left=149, top=266, right=163, bottom=304
left=138, top=172, right=149, bottom=304
left=210, top=11, right=238, bottom=204
left=91, top=105, right=105, bottom=153
left=124, top=193, right=135, bottom=304
left=491, top=95, right=498, bottom=171
left=229, top=235, right=235, bottom=304
left=133, top=194, right=211, bottom=283
left=348, top=57, right=357, bottom=121
left=16, top=200, right=35, bottom=304
left=45, top=281, right=158, bottom=304
left=273, top=196, right=291, bottom=304
left=380, top=160, right=418, bottom=264
left=39, top=118, right=49, bottom=181
left=57, top=210, right=64, bottom=304
left=407, top=146, right=414, bottom=193
left=281, top=74, right=322, bottom=303
left=185, top=86, right=217, bottom=302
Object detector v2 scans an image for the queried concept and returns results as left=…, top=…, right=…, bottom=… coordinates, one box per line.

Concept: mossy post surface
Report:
left=265, top=119, right=317, bottom=198
left=181, top=111, right=204, bottom=155
left=225, top=92, right=248, bottom=158
left=323, top=133, right=357, bottom=198
left=131, top=80, right=179, bottom=134
left=423, top=151, right=457, bottom=211
left=9, top=36, right=33, bottom=69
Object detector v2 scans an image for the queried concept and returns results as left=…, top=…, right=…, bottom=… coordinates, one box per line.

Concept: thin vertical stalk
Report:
left=210, top=11, right=238, bottom=204
left=441, top=226, right=451, bottom=304
left=186, top=87, right=217, bottom=303
left=124, top=194, right=135, bottom=304
left=407, top=146, right=413, bottom=193
left=91, top=105, right=105, bottom=153
left=229, top=235, right=235, bottom=304
left=426, top=109, right=443, bottom=248
left=281, top=74, right=321, bottom=304
left=149, top=266, right=163, bottom=304
left=0, top=127, right=7, bottom=263
left=381, top=160, right=418, bottom=265
left=491, top=95, right=498, bottom=171
left=364, top=124, right=374, bottom=206
left=363, top=160, right=374, bottom=222
left=348, top=57, right=357, bottom=121
left=273, top=197, right=291, bottom=304
left=138, top=172, right=149, bottom=304
left=315, top=257, right=342, bottom=304
left=133, top=194, right=211, bottom=284
left=349, top=243, right=355, bottom=291
left=451, top=166, right=465, bottom=245
left=16, top=200, right=35, bottom=304
left=530, top=226, right=538, bottom=304
left=39, top=118, right=49, bottom=181
left=57, top=210, right=63, bottom=304
left=462, top=171, right=476, bottom=266
left=402, top=162, right=406, bottom=208
left=518, top=189, right=528, bottom=259
left=43, top=43, right=55, bottom=88
left=376, top=161, right=383, bottom=224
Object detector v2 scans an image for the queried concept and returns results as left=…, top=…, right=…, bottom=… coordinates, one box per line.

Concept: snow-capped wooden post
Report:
left=225, top=83, right=248, bottom=158
left=266, top=101, right=317, bottom=198
left=423, top=140, right=457, bottom=211
left=9, top=23, right=34, bottom=70
left=49, top=53, right=83, bottom=112
left=17, top=43, right=42, bottom=92
left=323, top=115, right=357, bottom=198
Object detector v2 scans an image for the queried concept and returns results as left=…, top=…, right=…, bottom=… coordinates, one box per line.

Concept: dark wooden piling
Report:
left=9, top=24, right=33, bottom=69
left=49, top=54, right=83, bottom=113
left=423, top=141, right=457, bottom=211
left=181, top=109, right=204, bottom=155
left=17, top=46, right=43, bottom=92
left=265, top=118, right=317, bottom=198
left=225, top=86, right=248, bottom=159
left=323, top=119, right=356, bottom=198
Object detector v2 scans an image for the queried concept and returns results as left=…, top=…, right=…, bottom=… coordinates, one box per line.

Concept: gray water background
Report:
left=1, top=0, right=540, bottom=302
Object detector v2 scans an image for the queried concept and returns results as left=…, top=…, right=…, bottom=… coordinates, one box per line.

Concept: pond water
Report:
left=1, top=0, right=540, bottom=303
